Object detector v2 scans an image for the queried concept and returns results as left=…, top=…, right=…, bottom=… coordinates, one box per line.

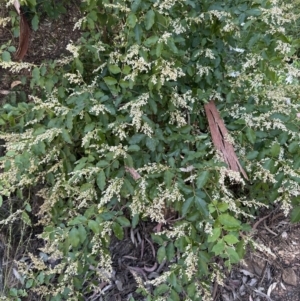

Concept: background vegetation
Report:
left=0, top=0, right=300, bottom=300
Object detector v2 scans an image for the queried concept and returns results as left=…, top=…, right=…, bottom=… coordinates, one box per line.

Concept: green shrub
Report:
left=0, top=0, right=300, bottom=300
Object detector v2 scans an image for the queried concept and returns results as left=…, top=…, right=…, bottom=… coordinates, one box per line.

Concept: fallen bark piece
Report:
left=13, top=0, right=31, bottom=61
left=204, top=99, right=248, bottom=180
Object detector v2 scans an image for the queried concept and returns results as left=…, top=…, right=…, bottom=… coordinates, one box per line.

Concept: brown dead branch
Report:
left=204, top=99, right=248, bottom=180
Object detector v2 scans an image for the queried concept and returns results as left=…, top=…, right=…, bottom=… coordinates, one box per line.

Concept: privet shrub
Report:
left=0, top=0, right=300, bottom=300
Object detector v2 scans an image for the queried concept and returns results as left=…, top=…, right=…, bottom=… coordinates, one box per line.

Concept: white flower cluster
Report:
left=156, top=60, right=185, bottom=85
left=0, top=17, right=10, bottom=27
left=98, top=178, right=124, bottom=207
left=66, top=42, right=80, bottom=58
left=153, top=0, right=183, bottom=15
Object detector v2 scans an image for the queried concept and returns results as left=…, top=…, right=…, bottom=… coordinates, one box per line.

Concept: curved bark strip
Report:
left=204, top=100, right=248, bottom=180
left=14, top=0, right=31, bottom=61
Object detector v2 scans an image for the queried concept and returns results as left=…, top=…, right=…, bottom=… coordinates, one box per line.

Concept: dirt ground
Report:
left=1, top=3, right=300, bottom=301
left=218, top=208, right=300, bottom=301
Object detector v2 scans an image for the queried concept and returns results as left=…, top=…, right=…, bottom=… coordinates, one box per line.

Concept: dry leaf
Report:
left=180, top=165, right=195, bottom=172
left=204, top=100, right=248, bottom=180
left=11, top=81, right=22, bottom=88
left=0, top=90, right=10, bottom=95
left=13, top=0, right=20, bottom=14
left=125, top=166, right=141, bottom=180
left=267, top=282, right=277, bottom=297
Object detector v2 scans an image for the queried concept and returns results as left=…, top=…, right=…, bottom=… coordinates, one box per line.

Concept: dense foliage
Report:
left=0, top=0, right=300, bottom=300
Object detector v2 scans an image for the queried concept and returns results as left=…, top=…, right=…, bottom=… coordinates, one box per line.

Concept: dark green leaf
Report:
left=157, top=246, right=166, bottom=263
left=108, top=65, right=121, bottom=74
left=97, top=170, right=106, bottom=191
left=246, top=127, right=256, bottom=144
left=88, top=220, right=100, bottom=234
left=224, top=234, right=239, bottom=244
left=132, top=214, right=139, bottom=228
left=154, top=284, right=169, bottom=296
left=144, top=36, right=158, bottom=47
left=69, top=227, right=80, bottom=248
left=2, top=51, right=11, bottom=62
left=31, top=14, right=39, bottom=30
left=211, top=239, right=225, bottom=255
left=181, top=197, right=193, bottom=216
left=116, top=216, right=131, bottom=227
left=166, top=242, right=175, bottom=261
left=127, top=13, right=137, bottom=28
left=145, top=10, right=155, bottom=30
left=291, top=206, right=300, bottom=223
left=218, top=214, right=241, bottom=230
left=104, top=76, right=117, bottom=86
left=112, top=222, right=124, bottom=240
left=197, top=171, right=210, bottom=188
left=207, top=227, right=221, bottom=242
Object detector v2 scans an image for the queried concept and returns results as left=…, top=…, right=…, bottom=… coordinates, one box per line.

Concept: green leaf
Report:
left=207, top=227, right=221, bottom=243
left=246, top=127, right=256, bottom=144
left=132, top=214, right=139, bottom=228
left=181, top=197, right=193, bottom=216
left=187, top=283, right=196, bottom=298
left=291, top=206, right=300, bottom=223
left=2, top=51, right=11, bottom=62
left=146, top=137, right=156, bottom=151
left=217, top=202, right=228, bottom=212
left=97, top=170, right=106, bottom=191
left=144, top=35, right=159, bottom=47
left=164, top=170, right=173, bottom=187
left=154, top=284, right=169, bottom=296
left=156, top=42, right=163, bottom=57
left=31, top=14, right=39, bottom=31
left=123, top=65, right=131, bottom=75
left=88, top=220, right=100, bottom=234
left=77, top=224, right=87, bottom=243
left=157, top=246, right=166, bottom=264
left=112, top=222, right=124, bottom=240
left=26, top=279, right=34, bottom=289
left=108, top=64, right=121, bottom=74
left=227, top=247, right=240, bottom=263
left=69, top=227, right=80, bottom=248
left=196, top=171, right=210, bottom=188
left=194, top=195, right=208, bottom=216
left=0, top=195, right=3, bottom=207
left=127, top=13, right=137, bottom=28
left=270, top=143, right=280, bottom=157
left=218, top=213, right=241, bottom=230
left=61, top=129, right=72, bottom=144
left=131, top=0, right=141, bottom=12
left=224, top=234, right=239, bottom=244
left=211, top=239, right=225, bottom=255
left=246, top=151, right=259, bottom=160
left=128, top=145, right=140, bottom=152
left=104, top=76, right=117, bottom=86
left=236, top=239, right=246, bottom=259
left=21, top=211, right=31, bottom=226
left=288, top=141, right=298, bottom=154
left=145, top=10, right=155, bottom=30
left=32, top=67, right=40, bottom=82
left=170, top=289, right=180, bottom=301
left=116, top=216, right=131, bottom=227
left=166, top=242, right=175, bottom=261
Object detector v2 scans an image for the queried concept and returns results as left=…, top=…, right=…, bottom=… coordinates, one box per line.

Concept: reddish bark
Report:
left=14, top=1, right=30, bottom=61
left=204, top=100, right=248, bottom=180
